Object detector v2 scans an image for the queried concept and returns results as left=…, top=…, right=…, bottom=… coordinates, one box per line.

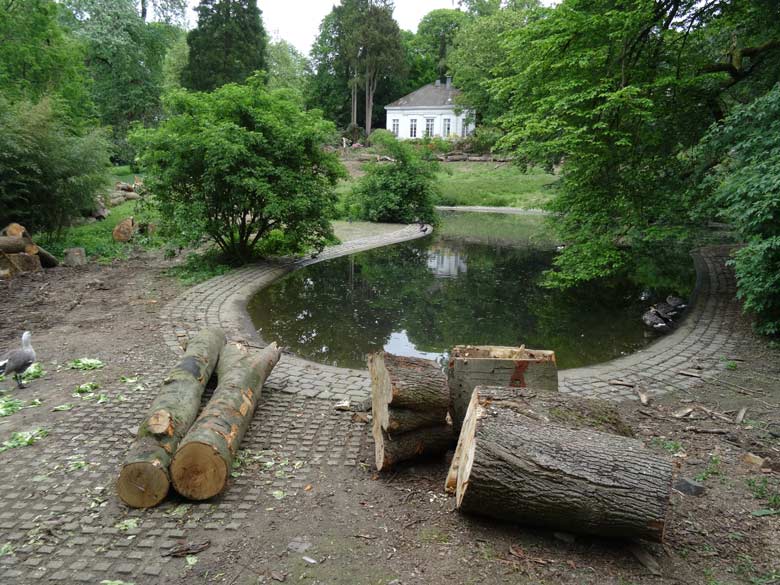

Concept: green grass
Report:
left=167, top=250, right=233, bottom=285
left=437, top=212, right=556, bottom=247
left=111, top=164, right=137, bottom=185
left=435, top=162, right=558, bottom=208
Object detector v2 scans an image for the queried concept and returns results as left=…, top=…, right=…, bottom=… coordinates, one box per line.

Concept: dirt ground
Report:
left=1, top=245, right=779, bottom=585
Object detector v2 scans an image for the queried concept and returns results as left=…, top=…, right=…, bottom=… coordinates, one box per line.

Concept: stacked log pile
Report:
left=117, top=330, right=283, bottom=508
left=448, top=345, right=558, bottom=434
left=447, top=385, right=673, bottom=541
left=368, top=352, right=452, bottom=470
left=0, top=223, right=58, bottom=278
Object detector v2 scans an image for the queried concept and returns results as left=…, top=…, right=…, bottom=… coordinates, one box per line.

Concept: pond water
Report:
left=248, top=213, right=694, bottom=370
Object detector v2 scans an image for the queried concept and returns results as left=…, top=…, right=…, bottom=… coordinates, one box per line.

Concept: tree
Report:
left=0, top=0, right=92, bottom=121
left=267, top=39, right=310, bottom=97
left=347, top=130, right=438, bottom=223
left=131, top=77, right=345, bottom=262
left=0, top=97, right=109, bottom=234
left=361, top=1, right=404, bottom=137
left=161, top=28, right=189, bottom=92
left=416, top=9, right=469, bottom=79
left=307, top=11, right=352, bottom=128
left=137, top=0, right=186, bottom=22
left=183, top=0, right=268, bottom=92
left=486, top=0, right=780, bottom=289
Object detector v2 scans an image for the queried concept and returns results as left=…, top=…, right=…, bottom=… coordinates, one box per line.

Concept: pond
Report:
left=248, top=213, right=695, bottom=370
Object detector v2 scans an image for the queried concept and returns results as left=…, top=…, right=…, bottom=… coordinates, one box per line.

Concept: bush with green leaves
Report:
left=132, top=78, right=345, bottom=262
left=348, top=130, right=438, bottom=224
left=694, top=85, right=780, bottom=335
left=0, top=97, right=110, bottom=233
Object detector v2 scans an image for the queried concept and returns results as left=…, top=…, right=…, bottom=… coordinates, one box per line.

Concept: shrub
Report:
left=348, top=130, right=439, bottom=224
left=131, top=78, right=345, bottom=262
left=0, top=96, right=110, bottom=233
left=694, top=84, right=780, bottom=335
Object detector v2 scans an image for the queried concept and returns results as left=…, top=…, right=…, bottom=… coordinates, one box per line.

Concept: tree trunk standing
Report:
left=350, top=77, right=358, bottom=128
left=445, top=386, right=634, bottom=493
left=450, top=389, right=672, bottom=542
left=448, top=345, right=558, bottom=434
left=171, top=343, right=282, bottom=500
left=364, top=64, right=377, bottom=138
left=117, top=328, right=226, bottom=508
left=140, top=0, right=147, bottom=20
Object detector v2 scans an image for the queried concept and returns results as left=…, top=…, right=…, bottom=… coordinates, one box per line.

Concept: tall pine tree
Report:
left=183, top=0, right=267, bottom=91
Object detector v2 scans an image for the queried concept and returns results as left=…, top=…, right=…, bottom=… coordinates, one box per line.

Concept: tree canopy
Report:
left=183, top=0, right=268, bottom=92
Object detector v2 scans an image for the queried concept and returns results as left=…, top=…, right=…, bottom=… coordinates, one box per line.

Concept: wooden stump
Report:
left=0, top=253, right=42, bottom=277
left=171, top=343, right=282, bottom=500
left=449, top=386, right=672, bottom=542
left=368, top=352, right=452, bottom=470
left=448, top=345, right=558, bottom=434
left=116, top=328, right=226, bottom=508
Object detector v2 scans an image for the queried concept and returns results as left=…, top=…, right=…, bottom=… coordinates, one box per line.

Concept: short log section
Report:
left=368, top=352, right=451, bottom=470
left=171, top=343, right=282, bottom=500
left=449, top=386, right=672, bottom=542
left=117, top=328, right=226, bottom=508
left=448, top=345, right=558, bottom=434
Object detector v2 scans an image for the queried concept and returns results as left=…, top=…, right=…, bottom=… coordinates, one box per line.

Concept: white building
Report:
left=385, top=77, right=475, bottom=140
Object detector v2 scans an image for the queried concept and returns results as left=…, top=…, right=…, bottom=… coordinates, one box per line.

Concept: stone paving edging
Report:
left=162, top=218, right=744, bottom=403
left=160, top=224, right=431, bottom=402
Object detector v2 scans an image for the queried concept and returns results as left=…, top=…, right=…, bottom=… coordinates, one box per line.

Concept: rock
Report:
left=673, top=477, right=705, bottom=496
left=63, top=248, right=87, bottom=267
left=92, top=199, right=110, bottom=220
left=112, top=216, right=136, bottom=242
left=115, top=181, right=134, bottom=192
left=124, top=192, right=140, bottom=201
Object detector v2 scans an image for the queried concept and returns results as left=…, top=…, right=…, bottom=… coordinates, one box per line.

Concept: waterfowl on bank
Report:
left=0, top=331, right=36, bottom=389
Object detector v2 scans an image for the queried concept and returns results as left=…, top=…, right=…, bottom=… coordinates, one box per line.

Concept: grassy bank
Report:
left=435, top=162, right=558, bottom=208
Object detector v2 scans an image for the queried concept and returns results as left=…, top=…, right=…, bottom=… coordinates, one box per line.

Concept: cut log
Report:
left=449, top=388, right=672, bottom=542
left=448, top=345, right=558, bottom=434
left=383, top=408, right=447, bottom=435
left=374, top=424, right=452, bottom=471
left=368, top=352, right=448, bottom=424
left=0, top=235, right=38, bottom=256
left=445, top=386, right=634, bottom=493
left=170, top=343, right=282, bottom=500
left=116, top=328, right=226, bottom=508
left=36, top=245, right=58, bottom=268
left=0, top=252, right=42, bottom=276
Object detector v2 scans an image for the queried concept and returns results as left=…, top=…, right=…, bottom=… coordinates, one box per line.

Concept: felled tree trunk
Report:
left=117, top=328, right=226, bottom=508
left=449, top=387, right=672, bottom=542
left=448, top=345, right=558, bottom=434
left=374, top=425, right=452, bottom=471
left=170, top=343, right=282, bottom=500
left=36, top=246, right=58, bottom=268
left=0, top=235, right=38, bottom=255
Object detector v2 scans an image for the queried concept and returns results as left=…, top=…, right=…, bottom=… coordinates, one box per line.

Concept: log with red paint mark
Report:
left=447, top=345, right=558, bottom=434
left=170, top=343, right=282, bottom=500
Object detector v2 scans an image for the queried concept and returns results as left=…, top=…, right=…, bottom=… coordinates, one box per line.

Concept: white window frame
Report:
left=425, top=117, right=435, bottom=137
left=443, top=118, right=451, bottom=137
left=391, top=119, right=399, bottom=136
left=409, top=119, right=417, bottom=138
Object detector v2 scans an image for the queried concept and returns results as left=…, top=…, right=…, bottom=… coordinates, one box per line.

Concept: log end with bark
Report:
left=448, top=386, right=672, bottom=542
left=117, top=328, right=226, bottom=508
left=373, top=424, right=452, bottom=471
left=171, top=343, right=282, bottom=500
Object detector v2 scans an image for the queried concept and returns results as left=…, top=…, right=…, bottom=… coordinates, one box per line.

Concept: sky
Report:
left=186, top=1, right=468, bottom=56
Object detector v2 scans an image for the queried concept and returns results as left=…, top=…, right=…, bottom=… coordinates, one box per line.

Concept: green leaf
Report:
left=0, top=397, right=24, bottom=417
left=114, top=518, right=138, bottom=531
left=68, top=358, right=104, bottom=371
left=185, top=555, right=198, bottom=567
left=271, top=490, right=286, bottom=500
left=0, top=428, right=48, bottom=452
left=22, top=363, right=46, bottom=381
left=751, top=508, right=780, bottom=517
left=52, top=403, right=75, bottom=412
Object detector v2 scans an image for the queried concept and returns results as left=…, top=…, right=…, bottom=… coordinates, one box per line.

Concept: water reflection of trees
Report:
left=249, top=236, right=696, bottom=370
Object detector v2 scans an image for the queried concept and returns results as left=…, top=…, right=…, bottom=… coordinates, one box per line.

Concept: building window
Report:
left=425, top=118, right=435, bottom=137
left=391, top=119, right=399, bottom=136
left=443, top=118, right=451, bottom=137
left=409, top=119, right=417, bottom=138
left=461, top=120, right=467, bottom=137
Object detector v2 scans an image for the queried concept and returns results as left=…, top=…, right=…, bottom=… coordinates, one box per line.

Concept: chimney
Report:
left=445, top=76, right=452, bottom=89
left=435, top=79, right=441, bottom=87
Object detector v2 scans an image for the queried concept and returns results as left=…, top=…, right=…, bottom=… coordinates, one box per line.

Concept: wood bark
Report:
left=445, top=386, right=634, bottom=493
left=170, top=343, right=282, bottom=500
left=36, top=245, right=58, bottom=268
left=368, top=352, right=449, bottom=417
left=374, top=424, right=452, bottom=471
left=0, top=235, right=38, bottom=256
left=449, top=388, right=672, bottom=542
left=117, top=328, right=226, bottom=508
left=448, top=345, right=558, bottom=434
left=0, top=252, right=41, bottom=276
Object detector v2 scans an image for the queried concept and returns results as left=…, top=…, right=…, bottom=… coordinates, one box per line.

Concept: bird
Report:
left=0, top=331, right=36, bottom=389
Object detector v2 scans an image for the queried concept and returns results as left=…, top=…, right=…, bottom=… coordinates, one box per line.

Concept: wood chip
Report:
left=628, top=543, right=662, bottom=576
left=734, top=407, right=747, bottom=424
left=635, top=388, right=650, bottom=405
left=683, top=426, right=728, bottom=434
left=678, top=370, right=703, bottom=379
left=609, top=379, right=635, bottom=388
left=673, top=407, right=694, bottom=418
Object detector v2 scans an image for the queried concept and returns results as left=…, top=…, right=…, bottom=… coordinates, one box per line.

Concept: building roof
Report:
left=385, top=81, right=462, bottom=109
